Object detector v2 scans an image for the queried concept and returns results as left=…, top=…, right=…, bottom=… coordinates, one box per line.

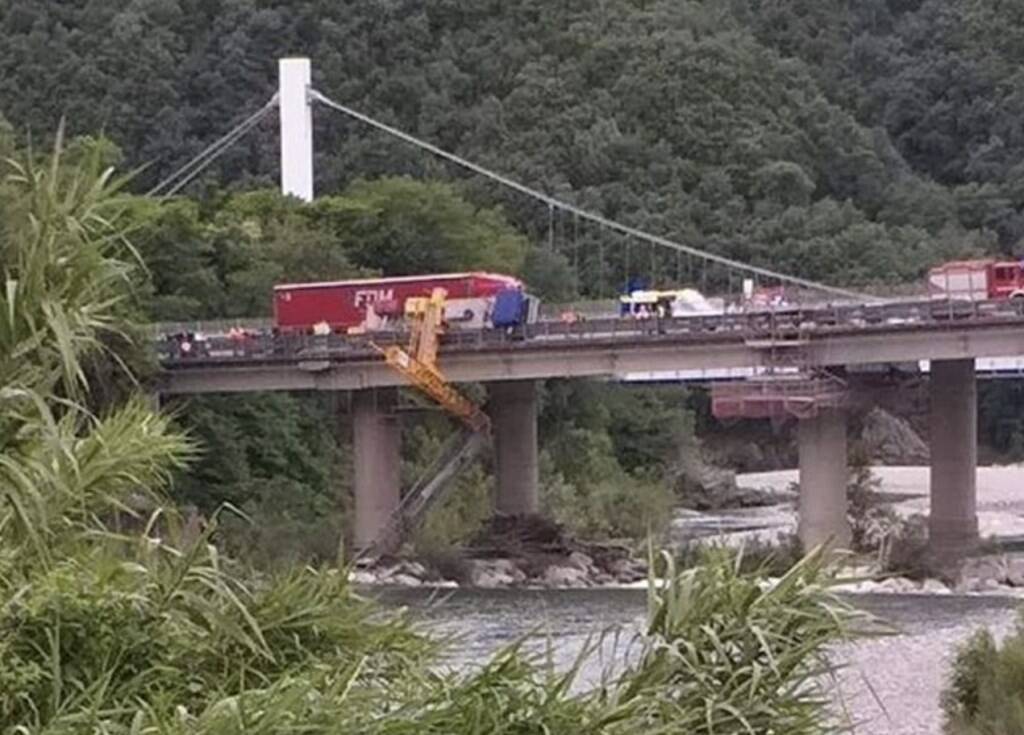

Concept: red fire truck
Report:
left=273, top=272, right=531, bottom=333
left=928, top=260, right=1024, bottom=301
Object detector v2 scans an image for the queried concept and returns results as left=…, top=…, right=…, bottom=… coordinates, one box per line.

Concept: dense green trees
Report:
left=3, top=0, right=1015, bottom=291
left=538, top=381, right=688, bottom=539
left=127, top=178, right=530, bottom=321
left=743, top=0, right=1024, bottom=250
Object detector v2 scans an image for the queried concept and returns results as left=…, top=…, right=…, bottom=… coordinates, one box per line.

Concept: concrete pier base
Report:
left=352, top=388, right=401, bottom=551
left=798, top=409, right=851, bottom=550
left=929, top=359, right=978, bottom=559
left=489, top=380, right=539, bottom=516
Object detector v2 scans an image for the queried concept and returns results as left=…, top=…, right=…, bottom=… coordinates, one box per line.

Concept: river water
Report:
left=373, top=586, right=1020, bottom=735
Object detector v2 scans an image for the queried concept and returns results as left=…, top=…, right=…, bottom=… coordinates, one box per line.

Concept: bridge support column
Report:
left=489, top=380, right=539, bottom=516
left=929, top=359, right=978, bottom=560
left=352, top=388, right=401, bottom=552
left=798, top=409, right=851, bottom=550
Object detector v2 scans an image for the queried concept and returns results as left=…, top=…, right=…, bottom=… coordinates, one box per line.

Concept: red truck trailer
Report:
left=928, top=260, right=1024, bottom=301
left=273, top=272, right=525, bottom=333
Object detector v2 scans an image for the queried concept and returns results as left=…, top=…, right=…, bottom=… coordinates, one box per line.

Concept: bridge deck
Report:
left=156, top=299, right=1024, bottom=394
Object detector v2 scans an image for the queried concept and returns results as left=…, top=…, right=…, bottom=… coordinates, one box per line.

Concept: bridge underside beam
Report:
left=351, top=388, right=401, bottom=552
left=929, top=359, right=978, bottom=560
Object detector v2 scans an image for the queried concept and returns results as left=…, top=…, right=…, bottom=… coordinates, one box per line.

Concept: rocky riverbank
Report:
left=352, top=515, right=649, bottom=589
left=834, top=554, right=1024, bottom=596
left=351, top=552, right=1024, bottom=597
left=351, top=552, right=648, bottom=589
left=351, top=464, right=1024, bottom=594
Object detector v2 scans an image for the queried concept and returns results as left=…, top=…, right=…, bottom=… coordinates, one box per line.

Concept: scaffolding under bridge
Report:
left=711, top=372, right=849, bottom=420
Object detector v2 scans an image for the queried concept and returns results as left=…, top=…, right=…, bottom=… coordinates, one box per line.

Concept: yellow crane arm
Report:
left=406, top=287, right=446, bottom=367
left=380, top=345, right=489, bottom=432
left=376, top=287, right=490, bottom=433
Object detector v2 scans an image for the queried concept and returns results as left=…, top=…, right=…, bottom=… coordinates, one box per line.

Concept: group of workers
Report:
left=164, top=331, right=208, bottom=359
left=625, top=302, right=671, bottom=320
left=164, top=326, right=260, bottom=359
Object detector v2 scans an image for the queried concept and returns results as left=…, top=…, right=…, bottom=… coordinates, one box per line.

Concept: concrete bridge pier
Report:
left=928, top=359, right=978, bottom=560
left=489, top=380, right=539, bottom=515
left=352, top=388, right=401, bottom=551
left=798, top=409, right=851, bottom=550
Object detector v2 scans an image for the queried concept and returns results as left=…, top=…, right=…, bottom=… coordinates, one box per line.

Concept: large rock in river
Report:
left=861, top=408, right=928, bottom=465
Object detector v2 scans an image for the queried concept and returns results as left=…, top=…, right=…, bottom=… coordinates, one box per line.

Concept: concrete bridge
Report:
left=155, top=299, right=1024, bottom=560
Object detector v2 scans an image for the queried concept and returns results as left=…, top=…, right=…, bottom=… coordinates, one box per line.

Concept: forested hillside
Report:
left=4, top=0, right=1023, bottom=560
left=4, top=0, right=1020, bottom=285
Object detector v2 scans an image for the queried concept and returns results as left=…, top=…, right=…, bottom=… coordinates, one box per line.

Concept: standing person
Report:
left=227, top=326, right=241, bottom=356
left=636, top=303, right=652, bottom=335
left=312, top=321, right=330, bottom=353
left=165, top=333, right=181, bottom=360
left=193, top=331, right=208, bottom=358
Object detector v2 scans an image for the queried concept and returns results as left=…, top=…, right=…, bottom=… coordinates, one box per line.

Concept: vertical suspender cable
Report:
left=624, top=236, right=631, bottom=293
left=547, top=203, right=555, bottom=250
left=651, top=242, right=658, bottom=287
left=573, top=211, right=580, bottom=276
left=147, top=96, right=278, bottom=198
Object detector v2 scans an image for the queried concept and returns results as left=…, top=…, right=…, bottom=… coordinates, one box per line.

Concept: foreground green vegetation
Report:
left=0, top=145, right=869, bottom=733
left=943, top=616, right=1024, bottom=734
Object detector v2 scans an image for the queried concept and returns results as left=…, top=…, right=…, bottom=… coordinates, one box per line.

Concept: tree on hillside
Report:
left=313, top=177, right=530, bottom=276
left=743, top=0, right=1024, bottom=252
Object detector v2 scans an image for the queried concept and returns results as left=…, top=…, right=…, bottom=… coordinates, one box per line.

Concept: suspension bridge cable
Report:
left=310, top=88, right=869, bottom=301
left=161, top=100, right=276, bottom=198
left=547, top=203, right=554, bottom=250
left=161, top=115, right=265, bottom=198
left=163, top=114, right=266, bottom=197
left=147, top=95, right=279, bottom=198
left=150, top=96, right=277, bottom=196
